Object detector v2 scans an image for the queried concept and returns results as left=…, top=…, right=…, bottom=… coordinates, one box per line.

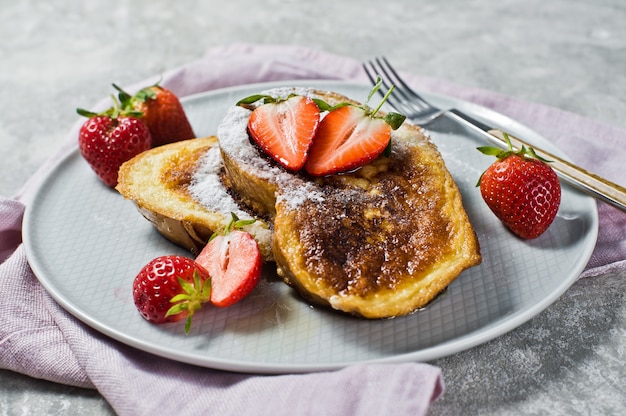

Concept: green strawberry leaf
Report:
left=527, top=146, right=553, bottom=163
left=135, top=87, right=157, bottom=103
left=384, top=112, right=406, bottom=130
left=478, top=133, right=553, bottom=163
left=477, top=145, right=510, bottom=158
left=236, top=94, right=275, bottom=106
left=209, top=212, right=256, bottom=241
left=165, top=272, right=211, bottom=335
left=112, top=83, right=133, bottom=108
left=327, top=102, right=353, bottom=111
left=76, top=108, right=99, bottom=118
left=382, top=139, right=392, bottom=157
left=312, top=98, right=333, bottom=112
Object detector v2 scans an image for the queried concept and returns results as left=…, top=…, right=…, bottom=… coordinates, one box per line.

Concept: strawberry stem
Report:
left=364, top=76, right=406, bottom=130
left=477, top=132, right=552, bottom=163
left=165, top=271, right=211, bottom=334
left=370, top=84, right=394, bottom=118
left=209, top=212, right=256, bottom=242
left=476, top=132, right=553, bottom=186
left=366, top=76, right=383, bottom=106
left=110, top=94, right=121, bottom=119
left=76, top=91, right=143, bottom=120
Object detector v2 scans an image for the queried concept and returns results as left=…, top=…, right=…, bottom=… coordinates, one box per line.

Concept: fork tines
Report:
left=363, top=57, right=441, bottom=120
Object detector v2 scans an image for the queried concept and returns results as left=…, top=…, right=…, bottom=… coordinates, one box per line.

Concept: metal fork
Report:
left=363, top=57, right=626, bottom=212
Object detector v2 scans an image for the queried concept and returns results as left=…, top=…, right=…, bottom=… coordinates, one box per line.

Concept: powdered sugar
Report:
left=214, top=88, right=329, bottom=210
left=188, top=144, right=273, bottom=253
left=217, top=105, right=286, bottom=183
left=261, top=86, right=316, bottom=100
left=188, top=145, right=251, bottom=220
left=216, top=106, right=257, bottom=163
left=277, top=182, right=326, bottom=211
left=193, top=86, right=417, bottom=214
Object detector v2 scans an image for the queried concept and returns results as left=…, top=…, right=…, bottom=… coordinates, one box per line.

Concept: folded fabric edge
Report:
left=0, top=198, right=25, bottom=263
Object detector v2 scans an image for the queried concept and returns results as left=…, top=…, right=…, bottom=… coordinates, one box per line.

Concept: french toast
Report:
left=115, top=136, right=273, bottom=261
left=218, top=87, right=482, bottom=318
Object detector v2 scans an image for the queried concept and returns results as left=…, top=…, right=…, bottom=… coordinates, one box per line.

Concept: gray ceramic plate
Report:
left=23, top=80, right=598, bottom=374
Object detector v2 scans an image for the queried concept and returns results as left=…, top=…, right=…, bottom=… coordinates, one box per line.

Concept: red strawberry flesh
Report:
left=196, top=230, right=262, bottom=308
left=305, top=105, right=391, bottom=176
left=247, top=95, right=319, bottom=171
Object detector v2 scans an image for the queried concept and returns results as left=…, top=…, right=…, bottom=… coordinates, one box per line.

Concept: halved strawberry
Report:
left=243, top=94, right=320, bottom=171
left=304, top=106, right=390, bottom=176
left=305, top=79, right=405, bottom=176
left=195, top=214, right=262, bottom=308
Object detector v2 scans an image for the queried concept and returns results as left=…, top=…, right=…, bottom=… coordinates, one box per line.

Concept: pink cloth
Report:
left=1, top=43, right=625, bottom=414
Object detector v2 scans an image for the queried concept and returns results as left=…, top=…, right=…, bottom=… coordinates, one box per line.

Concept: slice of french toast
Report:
left=218, top=88, right=481, bottom=318
left=115, top=136, right=273, bottom=261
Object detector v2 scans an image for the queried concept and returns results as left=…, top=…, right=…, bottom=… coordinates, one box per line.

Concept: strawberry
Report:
left=195, top=213, right=262, bottom=308
left=304, top=79, right=405, bottom=176
left=115, top=83, right=195, bottom=147
left=239, top=94, right=320, bottom=171
left=133, top=255, right=211, bottom=333
left=477, top=133, right=561, bottom=239
left=77, top=101, right=152, bottom=187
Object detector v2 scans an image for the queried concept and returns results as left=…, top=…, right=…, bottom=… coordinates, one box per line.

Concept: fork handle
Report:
left=487, top=129, right=626, bottom=212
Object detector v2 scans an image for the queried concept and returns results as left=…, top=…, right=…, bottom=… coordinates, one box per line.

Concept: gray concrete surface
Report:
left=1, top=1, right=625, bottom=414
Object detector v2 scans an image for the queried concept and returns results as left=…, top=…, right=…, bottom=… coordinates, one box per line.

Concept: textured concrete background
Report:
left=1, top=0, right=625, bottom=414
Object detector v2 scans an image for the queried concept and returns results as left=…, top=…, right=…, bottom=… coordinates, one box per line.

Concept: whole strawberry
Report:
left=477, top=133, right=561, bottom=239
left=77, top=103, right=152, bottom=187
left=76, top=98, right=152, bottom=187
left=133, top=255, right=211, bottom=333
left=115, top=83, right=195, bottom=147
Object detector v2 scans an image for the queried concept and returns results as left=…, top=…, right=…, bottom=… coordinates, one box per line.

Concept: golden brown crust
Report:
left=115, top=137, right=273, bottom=260
left=218, top=88, right=481, bottom=318
left=272, top=127, right=481, bottom=318
left=220, top=148, right=279, bottom=218
left=116, top=87, right=481, bottom=319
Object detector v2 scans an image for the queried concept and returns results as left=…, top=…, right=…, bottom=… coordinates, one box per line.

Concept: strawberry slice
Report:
left=195, top=214, right=262, bottom=308
left=305, top=105, right=392, bottom=176
left=245, top=95, right=320, bottom=171
left=305, top=78, right=406, bottom=176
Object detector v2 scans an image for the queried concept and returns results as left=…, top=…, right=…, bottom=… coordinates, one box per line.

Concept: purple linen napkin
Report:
left=0, top=244, right=442, bottom=416
left=1, top=43, right=625, bottom=415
